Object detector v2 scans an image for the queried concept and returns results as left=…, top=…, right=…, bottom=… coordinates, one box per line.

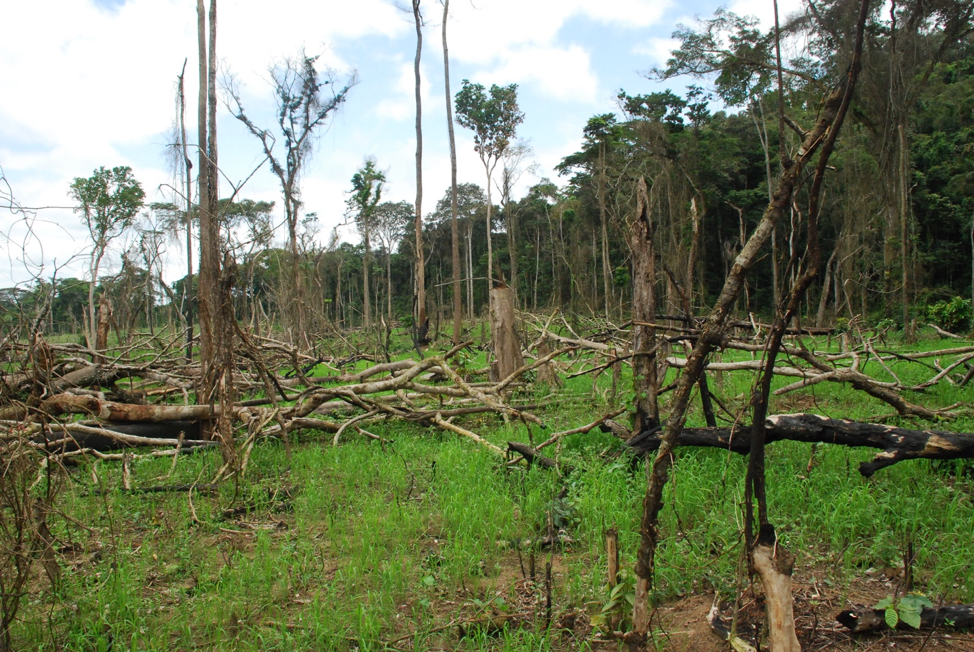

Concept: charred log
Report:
left=837, top=604, right=974, bottom=632
left=627, top=413, right=974, bottom=477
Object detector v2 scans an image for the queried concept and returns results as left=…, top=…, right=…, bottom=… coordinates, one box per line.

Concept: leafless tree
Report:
left=226, top=51, right=356, bottom=337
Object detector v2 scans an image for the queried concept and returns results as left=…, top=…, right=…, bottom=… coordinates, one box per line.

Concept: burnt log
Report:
left=837, top=604, right=974, bottom=632
left=627, top=413, right=974, bottom=477
left=34, top=421, right=211, bottom=452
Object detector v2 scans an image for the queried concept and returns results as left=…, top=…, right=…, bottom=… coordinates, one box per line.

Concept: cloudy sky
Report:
left=0, top=0, right=802, bottom=288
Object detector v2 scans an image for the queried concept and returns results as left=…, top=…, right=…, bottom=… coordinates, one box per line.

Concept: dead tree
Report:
left=627, top=1, right=871, bottom=644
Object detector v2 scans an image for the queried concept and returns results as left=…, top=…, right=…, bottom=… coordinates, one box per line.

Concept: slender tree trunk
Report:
left=442, top=0, right=462, bottom=345
left=87, top=248, right=104, bottom=351
left=485, top=163, right=494, bottom=297
left=363, top=224, right=371, bottom=330
left=899, top=123, right=914, bottom=342
left=195, top=0, right=211, bottom=373
left=466, top=221, right=474, bottom=320
left=599, top=148, right=611, bottom=320
left=177, top=60, right=194, bottom=362
left=412, top=0, right=427, bottom=342
left=386, top=250, right=393, bottom=322
left=817, top=247, right=838, bottom=328
left=533, top=225, right=540, bottom=311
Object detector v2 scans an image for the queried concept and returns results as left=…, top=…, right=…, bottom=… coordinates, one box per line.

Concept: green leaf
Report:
left=899, top=607, right=922, bottom=629
left=885, top=606, right=899, bottom=629
left=901, top=594, right=933, bottom=611
left=422, top=575, right=436, bottom=586
left=874, top=597, right=894, bottom=609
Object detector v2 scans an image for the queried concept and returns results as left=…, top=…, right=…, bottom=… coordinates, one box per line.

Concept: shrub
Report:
left=926, top=296, right=972, bottom=333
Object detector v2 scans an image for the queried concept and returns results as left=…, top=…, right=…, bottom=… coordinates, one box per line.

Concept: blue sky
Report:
left=0, top=0, right=801, bottom=287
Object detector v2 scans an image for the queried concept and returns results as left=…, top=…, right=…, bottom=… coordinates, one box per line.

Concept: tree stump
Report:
left=489, top=285, right=523, bottom=383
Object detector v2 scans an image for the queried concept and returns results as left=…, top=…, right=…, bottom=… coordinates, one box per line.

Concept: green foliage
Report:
left=926, top=296, right=972, bottom=332
left=348, top=157, right=385, bottom=236
left=589, top=569, right=636, bottom=632
left=454, top=80, right=524, bottom=164
left=874, top=593, right=934, bottom=629
left=69, top=166, right=145, bottom=247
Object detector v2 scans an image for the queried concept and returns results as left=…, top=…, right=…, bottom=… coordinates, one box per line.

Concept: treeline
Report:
left=3, top=1, right=973, bottom=338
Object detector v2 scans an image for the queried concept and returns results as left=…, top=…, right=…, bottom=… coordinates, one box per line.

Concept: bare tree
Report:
left=177, top=59, right=195, bottom=361
left=441, top=0, right=462, bottom=345
left=412, top=0, right=429, bottom=348
left=226, top=51, right=356, bottom=335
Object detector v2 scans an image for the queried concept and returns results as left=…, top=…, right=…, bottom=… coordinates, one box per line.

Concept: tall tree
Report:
left=69, top=166, right=145, bottom=351
left=348, top=158, right=385, bottom=329
left=373, top=200, right=413, bottom=321
left=441, top=0, right=462, bottom=345
left=412, top=0, right=428, bottom=347
left=454, top=80, right=524, bottom=302
left=176, top=59, right=195, bottom=361
left=227, top=52, right=356, bottom=336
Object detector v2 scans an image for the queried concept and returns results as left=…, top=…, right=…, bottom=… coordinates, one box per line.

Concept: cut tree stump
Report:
left=837, top=604, right=974, bottom=632
left=489, top=285, right=524, bottom=383
left=627, top=413, right=974, bottom=476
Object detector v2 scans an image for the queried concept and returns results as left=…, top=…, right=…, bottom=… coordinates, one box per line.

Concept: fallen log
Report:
left=0, top=393, right=225, bottom=423
left=627, top=413, right=974, bottom=477
left=837, top=603, right=974, bottom=632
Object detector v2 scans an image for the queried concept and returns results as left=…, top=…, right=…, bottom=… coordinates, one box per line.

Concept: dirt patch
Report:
left=652, top=573, right=974, bottom=652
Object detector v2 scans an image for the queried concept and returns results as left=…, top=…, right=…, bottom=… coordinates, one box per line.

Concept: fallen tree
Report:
left=837, top=603, right=974, bottom=632
left=626, top=413, right=974, bottom=477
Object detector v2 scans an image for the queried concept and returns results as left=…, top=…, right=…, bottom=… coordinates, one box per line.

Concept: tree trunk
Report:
left=488, top=285, right=523, bottom=383
left=899, top=123, right=914, bottom=342
left=627, top=5, right=869, bottom=639
left=485, top=164, right=494, bottom=300
left=838, top=604, right=974, bottom=633
left=442, top=0, right=462, bottom=346
left=177, top=60, right=195, bottom=362
left=363, top=225, right=371, bottom=329
left=625, top=413, right=974, bottom=478
left=629, top=178, right=659, bottom=634
left=600, top=150, right=611, bottom=320
left=631, top=177, right=659, bottom=436
left=751, top=527, right=801, bottom=652
left=466, top=221, right=474, bottom=320
left=412, top=0, right=427, bottom=346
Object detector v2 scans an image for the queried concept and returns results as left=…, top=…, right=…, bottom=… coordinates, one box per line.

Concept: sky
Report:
left=0, top=0, right=803, bottom=289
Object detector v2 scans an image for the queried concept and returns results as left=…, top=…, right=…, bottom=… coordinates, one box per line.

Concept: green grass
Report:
left=8, top=328, right=974, bottom=650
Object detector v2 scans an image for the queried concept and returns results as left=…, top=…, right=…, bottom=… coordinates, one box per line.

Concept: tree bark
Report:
left=751, top=526, right=801, bottom=652
left=838, top=604, right=974, bottom=633
left=412, top=0, right=427, bottom=347
left=177, top=60, right=195, bottom=362
left=488, top=285, right=523, bottom=383
left=442, top=0, right=462, bottom=346
left=627, top=413, right=974, bottom=477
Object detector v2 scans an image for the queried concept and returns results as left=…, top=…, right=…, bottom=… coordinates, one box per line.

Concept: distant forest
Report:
left=6, top=0, right=973, bottom=338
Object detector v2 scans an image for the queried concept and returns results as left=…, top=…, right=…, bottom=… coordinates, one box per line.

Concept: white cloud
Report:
left=474, top=45, right=598, bottom=103
left=373, top=59, right=437, bottom=122
left=631, top=37, right=681, bottom=68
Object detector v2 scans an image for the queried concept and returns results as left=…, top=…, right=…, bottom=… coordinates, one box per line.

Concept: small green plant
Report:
left=926, top=296, right=972, bottom=333
left=874, top=593, right=933, bottom=629
left=590, top=569, right=636, bottom=632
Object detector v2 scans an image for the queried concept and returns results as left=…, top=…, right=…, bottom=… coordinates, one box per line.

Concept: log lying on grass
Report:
left=837, top=604, right=974, bottom=632
left=627, top=413, right=974, bottom=477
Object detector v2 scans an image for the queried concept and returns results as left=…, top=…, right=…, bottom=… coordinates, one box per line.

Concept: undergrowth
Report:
left=7, top=329, right=974, bottom=650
